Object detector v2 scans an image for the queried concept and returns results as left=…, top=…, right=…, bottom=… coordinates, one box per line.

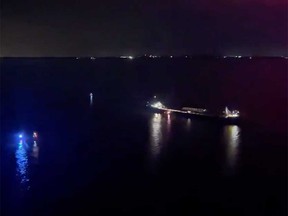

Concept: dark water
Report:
left=1, top=58, right=287, bottom=216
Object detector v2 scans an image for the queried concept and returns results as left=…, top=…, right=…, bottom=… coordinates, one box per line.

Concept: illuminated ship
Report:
left=147, top=100, right=240, bottom=123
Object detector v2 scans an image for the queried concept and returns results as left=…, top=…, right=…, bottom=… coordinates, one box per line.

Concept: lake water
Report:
left=1, top=58, right=287, bottom=215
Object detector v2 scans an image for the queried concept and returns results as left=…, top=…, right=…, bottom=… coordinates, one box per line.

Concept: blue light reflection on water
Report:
left=15, top=139, right=30, bottom=191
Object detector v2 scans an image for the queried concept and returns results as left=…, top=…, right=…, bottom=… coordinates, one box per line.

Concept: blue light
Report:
left=19, top=134, right=23, bottom=138
left=16, top=138, right=30, bottom=190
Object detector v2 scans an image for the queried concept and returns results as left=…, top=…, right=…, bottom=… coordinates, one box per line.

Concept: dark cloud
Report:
left=1, top=0, right=287, bottom=56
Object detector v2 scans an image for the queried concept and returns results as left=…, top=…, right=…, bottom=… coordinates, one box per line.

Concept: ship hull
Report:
left=148, top=106, right=240, bottom=125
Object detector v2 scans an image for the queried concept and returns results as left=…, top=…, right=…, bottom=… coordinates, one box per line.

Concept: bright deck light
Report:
left=151, top=101, right=165, bottom=109
left=224, top=107, right=240, bottom=118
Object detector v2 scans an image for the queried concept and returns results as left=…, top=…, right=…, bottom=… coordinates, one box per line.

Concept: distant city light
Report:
left=33, top=132, right=38, bottom=138
left=120, top=55, right=134, bottom=59
left=148, top=55, right=159, bottom=58
left=170, top=56, right=173, bottom=58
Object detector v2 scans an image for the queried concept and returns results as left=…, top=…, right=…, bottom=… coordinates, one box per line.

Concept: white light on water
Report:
left=223, top=126, right=241, bottom=173
left=149, top=112, right=171, bottom=160
left=90, top=93, right=93, bottom=105
left=186, top=118, right=191, bottom=130
left=150, top=113, right=162, bottom=157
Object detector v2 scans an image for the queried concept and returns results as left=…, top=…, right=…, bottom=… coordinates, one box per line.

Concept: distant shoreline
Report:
left=1, top=56, right=287, bottom=59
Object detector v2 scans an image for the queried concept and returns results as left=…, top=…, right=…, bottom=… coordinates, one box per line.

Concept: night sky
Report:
left=1, top=0, right=287, bottom=57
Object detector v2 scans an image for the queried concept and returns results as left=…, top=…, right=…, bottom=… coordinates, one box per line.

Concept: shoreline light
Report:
left=120, top=56, right=134, bottom=59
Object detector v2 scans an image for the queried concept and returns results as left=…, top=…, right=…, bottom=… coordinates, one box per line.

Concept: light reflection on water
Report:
left=31, top=141, right=40, bottom=160
left=149, top=113, right=171, bottom=158
left=186, top=118, right=192, bottom=130
left=90, top=93, right=93, bottom=106
left=223, top=125, right=241, bottom=173
left=167, top=114, right=171, bottom=134
left=150, top=113, right=162, bottom=157
left=15, top=140, right=30, bottom=190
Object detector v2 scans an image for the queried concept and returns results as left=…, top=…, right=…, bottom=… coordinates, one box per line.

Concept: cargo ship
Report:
left=147, top=99, right=240, bottom=123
